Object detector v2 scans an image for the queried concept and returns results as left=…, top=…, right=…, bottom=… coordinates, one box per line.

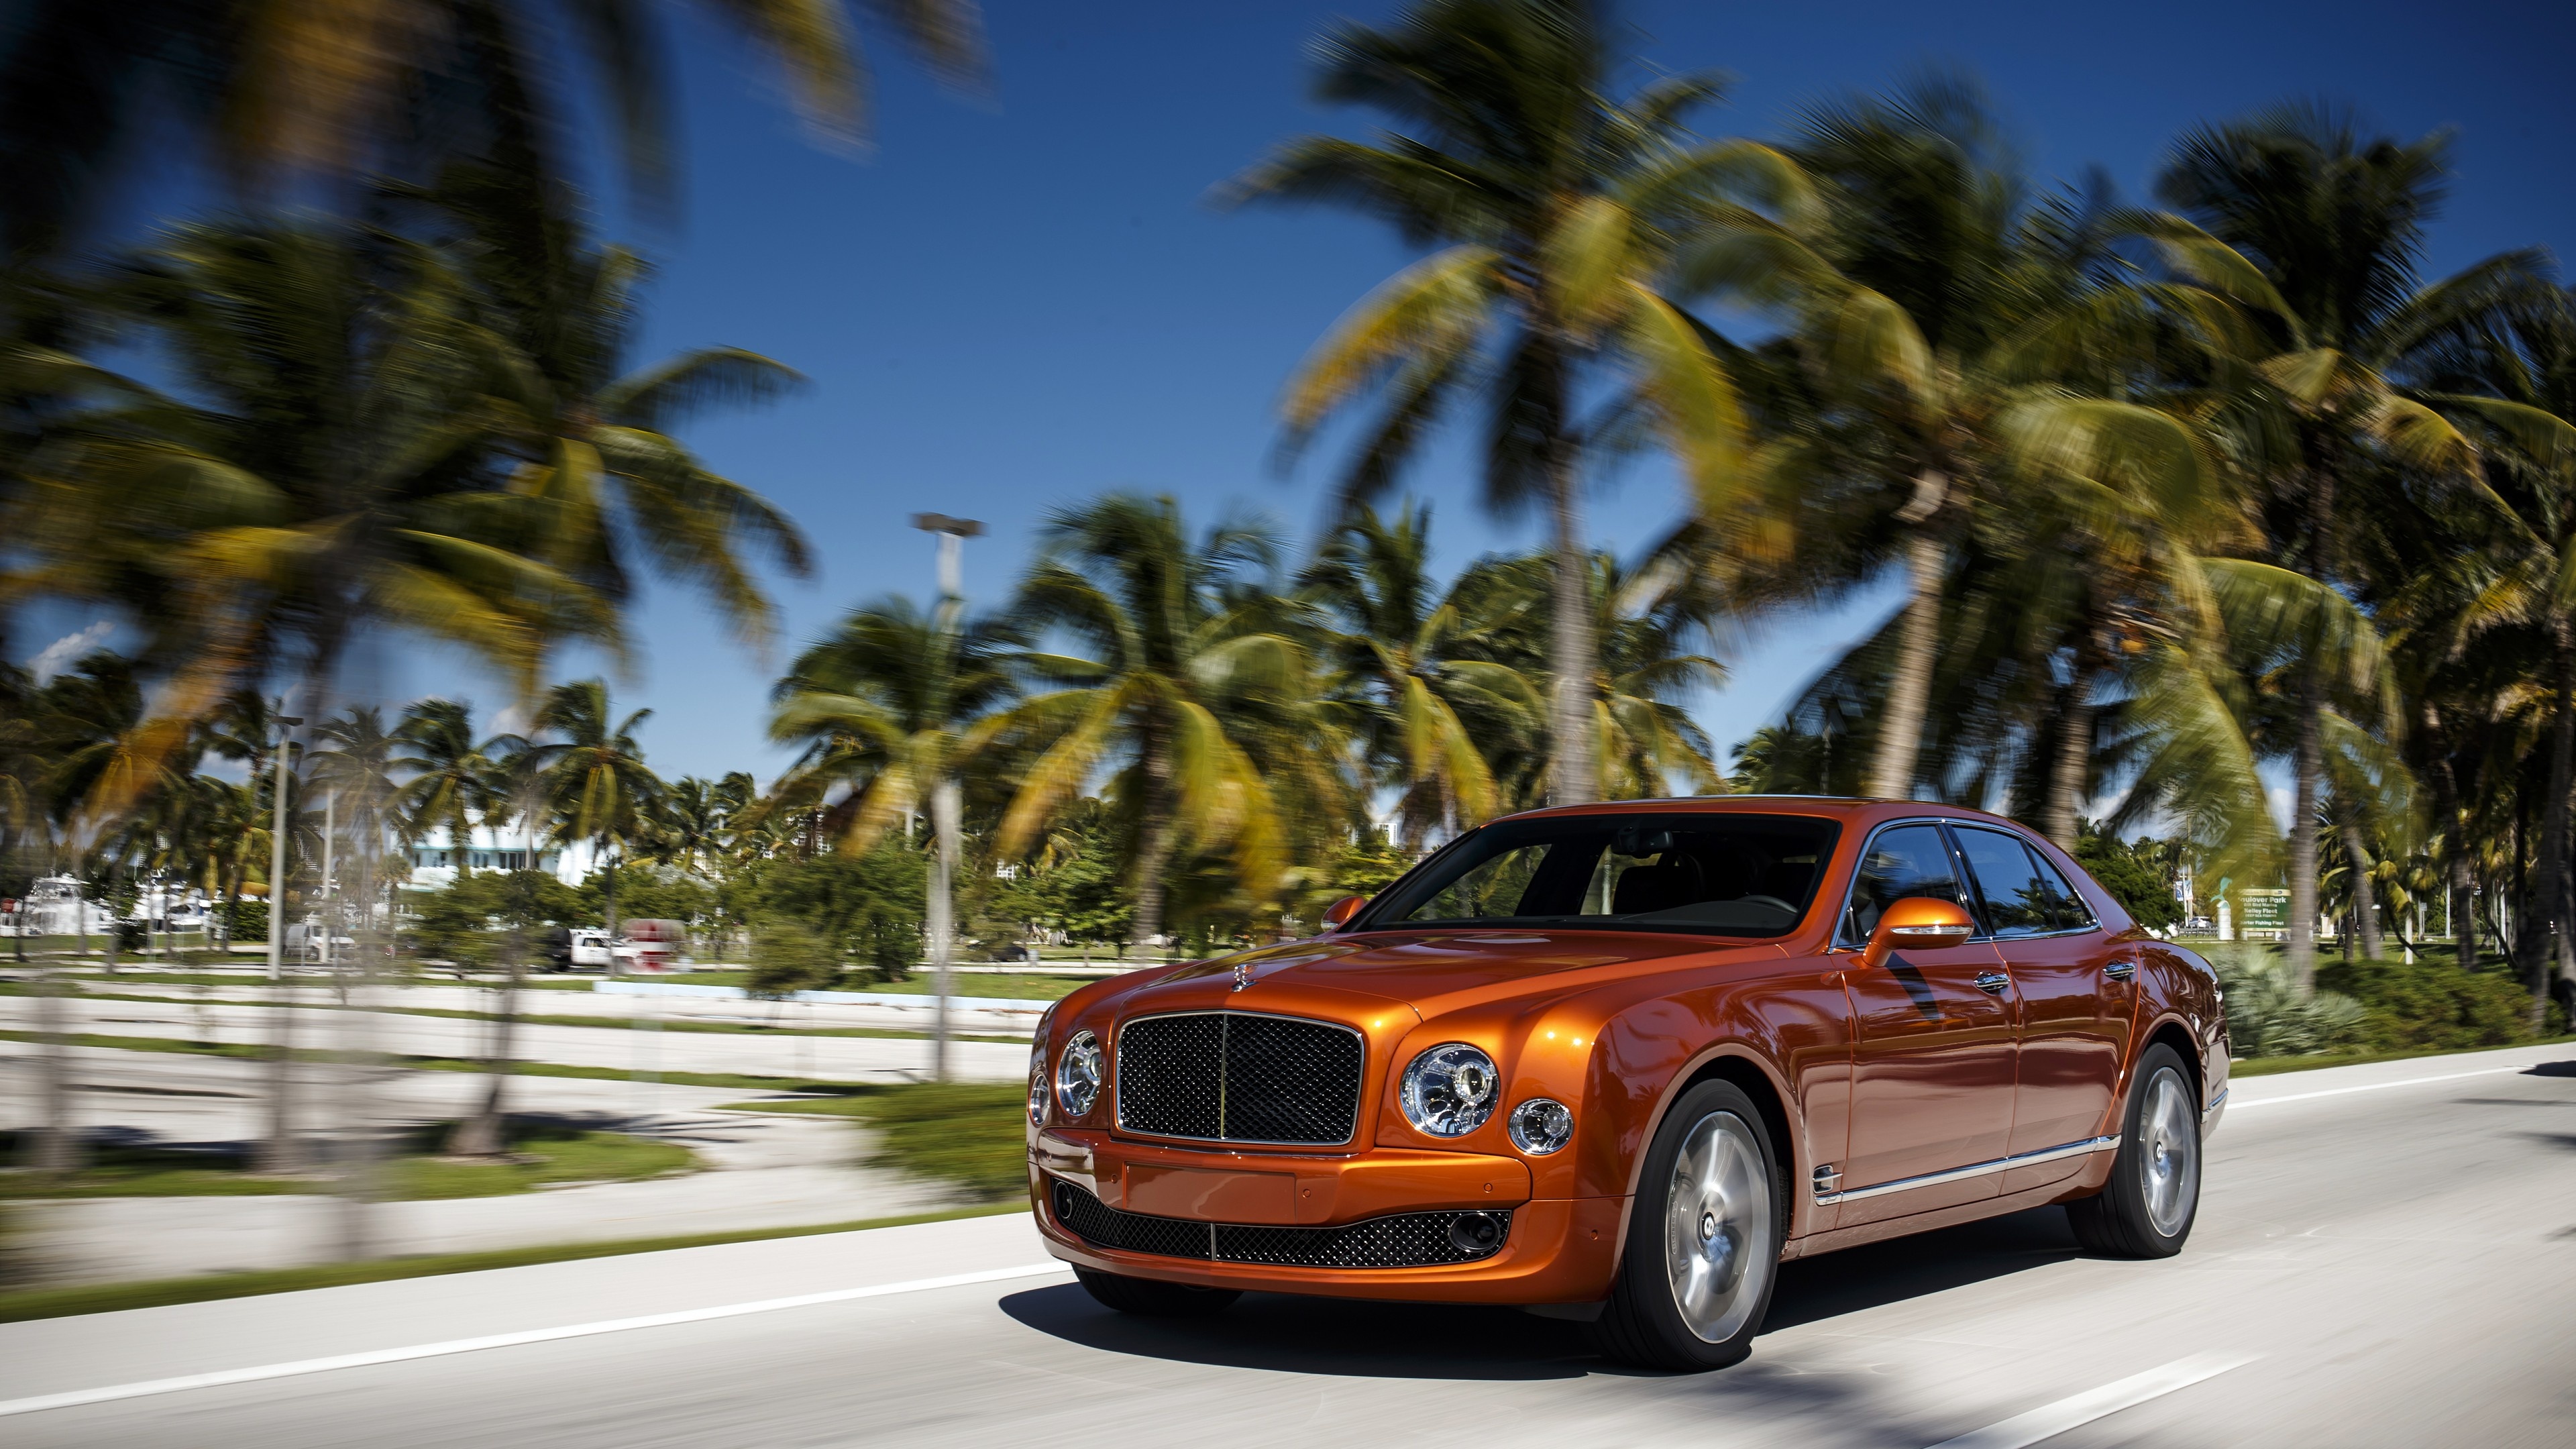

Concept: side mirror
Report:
left=1862, top=896, right=1976, bottom=970
left=1320, top=895, right=1368, bottom=933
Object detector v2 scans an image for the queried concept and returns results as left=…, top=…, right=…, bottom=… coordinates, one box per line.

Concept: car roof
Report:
left=1485, top=795, right=2043, bottom=835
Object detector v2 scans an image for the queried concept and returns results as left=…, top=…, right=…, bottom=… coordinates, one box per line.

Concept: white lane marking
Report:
left=2229, top=1065, right=2530, bottom=1110
left=1925, top=1352, right=2257, bottom=1448
left=0, top=1261, right=1071, bottom=1419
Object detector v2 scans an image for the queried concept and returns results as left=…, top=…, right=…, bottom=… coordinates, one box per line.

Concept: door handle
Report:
left=1974, top=971, right=2010, bottom=995
left=2105, top=958, right=2137, bottom=981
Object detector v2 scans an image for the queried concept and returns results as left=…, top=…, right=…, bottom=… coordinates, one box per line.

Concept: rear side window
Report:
left=1955, top=826, right=2096, bottom=936
left=2027, top=847, right=2097, bottom=931
left=1953, top=826, right=2053, bottom=938
left=1840, top=824, right=1968, bottom=945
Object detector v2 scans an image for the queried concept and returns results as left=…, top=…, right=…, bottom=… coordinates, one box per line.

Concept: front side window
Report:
left=1365, top=813, right=1840, bottom=938
left=1839, top=824, right=1969, bottom=945
left=2026, top=846, right=2097, bottom=932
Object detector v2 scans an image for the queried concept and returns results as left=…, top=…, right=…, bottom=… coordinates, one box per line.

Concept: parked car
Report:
left=564, top=928, right=612, bottom=970
left=1026, top=798, right=2225, bottom=1371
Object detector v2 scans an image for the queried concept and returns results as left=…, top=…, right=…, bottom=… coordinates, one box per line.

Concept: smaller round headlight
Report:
left=1507, top=1097, right=1574, bottom=1155
left=1401, top=1043, right=1500, bottom=1137
left=1026, top=1069, right=1049, bottom=1127
left=1055, top=1030, right=1104, bottom=1118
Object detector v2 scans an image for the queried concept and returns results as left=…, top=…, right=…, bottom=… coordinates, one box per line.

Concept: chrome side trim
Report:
left=1813, top=1134, right=2121, bottom=1206
left=2202, top=1085, right=2229, bottom=1129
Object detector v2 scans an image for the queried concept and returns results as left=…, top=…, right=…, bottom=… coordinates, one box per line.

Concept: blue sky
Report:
left=31, top=0, right=2576, bottom=788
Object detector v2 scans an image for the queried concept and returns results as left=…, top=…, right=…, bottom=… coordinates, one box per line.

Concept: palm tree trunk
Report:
left=1870, top=514, right=1945, bottom=801
left=2344, top=824, right=2384, bottom=961
left=30, top=956, right=80, bottom=1175
left=2043, top=672, right=2094, bottom=851
left=1546, top=442, right=1597, bottom=808
left=446, top=934, right=521, bottom=1157
left=2287, top=659, right=2324, bottom=989
left=260, top=731, right=300, bottom=1173
left=2522, top=635, right=2573, bottom=1026
left=2430, top=753, right=2475, bottom=971
left=1130, top=718, right=1177, bottom=959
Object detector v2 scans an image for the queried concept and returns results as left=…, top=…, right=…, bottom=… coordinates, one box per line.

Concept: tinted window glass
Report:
left=1841, top=824, right=1967, bottom=944
left=1953, top=827, right=2055, bottom=938
left=1368, top=813, right=1840, bottom=938
left=2027, top=848, right=2096, bottom=931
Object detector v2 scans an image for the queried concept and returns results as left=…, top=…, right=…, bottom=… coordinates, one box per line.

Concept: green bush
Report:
left=219, top=899, right=268, bottom=942
left=2316, top=957, right=2538, bottom=1051
left=743, top=916, right=842, bottom=999
left=2208, top=945, right=2366, bottom=1057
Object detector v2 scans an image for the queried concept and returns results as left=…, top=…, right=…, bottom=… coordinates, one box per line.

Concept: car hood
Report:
left=1158, top=926, right=1785, bottom=1017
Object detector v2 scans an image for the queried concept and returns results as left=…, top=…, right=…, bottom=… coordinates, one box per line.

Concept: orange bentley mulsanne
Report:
left=1025, top=797, right=2226, bottom=1371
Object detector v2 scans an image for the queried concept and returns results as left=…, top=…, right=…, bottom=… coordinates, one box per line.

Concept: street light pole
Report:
left=913, top=513, right=983, bottom=1085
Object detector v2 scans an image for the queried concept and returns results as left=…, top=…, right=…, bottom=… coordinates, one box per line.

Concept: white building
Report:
left=401, top=818, right=599, bottom=891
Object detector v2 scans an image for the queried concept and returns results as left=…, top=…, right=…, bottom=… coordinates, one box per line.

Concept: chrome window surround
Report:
left=1112, top=1009, right=1368, bottom=1148
left=1813, top=1134, right=2121, bottom=1205
left=1835, top=816, right=2102, bottom=949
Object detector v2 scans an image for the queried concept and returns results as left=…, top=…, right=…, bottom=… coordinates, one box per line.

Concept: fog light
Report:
left=1448, top=1211, right=1504, bottom=1253
left=1055, top=1031, right=1103, bottom=1118
left=1507, top=1097, right=1574, bottom=1155
left=1400, top=1042, right=1499, bottom=1137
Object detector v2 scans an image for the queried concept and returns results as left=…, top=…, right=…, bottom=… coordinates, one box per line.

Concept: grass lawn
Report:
left=638, top=970, right=1095, bottom=1000
left=2230, top=1033, right=2576, bottom=1077
left=720, top=1083, right=1030, bottom=1199
left=0, top=1122, right=697, bottom=1200
left=0, top=1203, right=1024, bottom=1324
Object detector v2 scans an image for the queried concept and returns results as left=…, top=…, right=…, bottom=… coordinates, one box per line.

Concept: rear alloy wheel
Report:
left=1073, top=1267, right=1240, bottom=1318
left=2067, top=1044, right=2201, bottom=1257
left=1589, top=1079, right=1782, bottom=1371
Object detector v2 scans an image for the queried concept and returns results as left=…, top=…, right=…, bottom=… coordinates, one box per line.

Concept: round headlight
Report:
left=1055, top=1030, right=1104, bottom=1118
left=1507, top=1097, right=1574, bottom=1155
left=1400, top=1042, right=1500, bottom=1137
left=1026, top=1067, right=1049, bottom=1127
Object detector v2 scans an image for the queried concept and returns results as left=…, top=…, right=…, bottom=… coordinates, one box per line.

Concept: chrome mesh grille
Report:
left=1115, top=1011, right=1362, bottom=1146
left=1049, top=1179, right=1509, bottom=1269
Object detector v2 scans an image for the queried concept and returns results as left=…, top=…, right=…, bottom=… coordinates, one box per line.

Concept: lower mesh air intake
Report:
left=1049, top=1179, right=1511, bottom=1268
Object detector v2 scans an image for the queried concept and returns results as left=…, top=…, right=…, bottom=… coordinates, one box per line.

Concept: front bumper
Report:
left=1027, top=1128, right=1624, bottom=1304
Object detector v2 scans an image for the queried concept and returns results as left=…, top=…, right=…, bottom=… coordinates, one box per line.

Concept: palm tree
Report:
left=525, top=679, right=663, bottom=942
left=1683, top=80, right=2230, bottom=813
left=996, top=494, right=1331, bottom=957
left=658, top=776, right=739, bottom=879
left=411, top=162, right=814, bottom=654
left=1299, top=502, right=1540, bottom=843
left=1230, top=0, right=1768, bottom=807
left=2398, top=288, right=2576, bottom=1004
left=2153, top=105, right=2555, bottom=984
left=767, top=596, right=1022, bottom=853
left=0, top=0, right=987, bottom=257
left=392, top=700, right=506, bottom=879
left=19, top=218, right=608, bottom=806
left=1444, top=549, right=1726, bottom=802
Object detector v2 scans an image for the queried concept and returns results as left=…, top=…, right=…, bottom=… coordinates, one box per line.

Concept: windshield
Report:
left=1361, top=812, right=1841, bottom=938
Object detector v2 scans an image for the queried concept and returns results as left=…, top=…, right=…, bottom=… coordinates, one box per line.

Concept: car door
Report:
left=1835, top=822, right=2018, bottom=1222
left=1950, top=824, right=2129, bottom=1189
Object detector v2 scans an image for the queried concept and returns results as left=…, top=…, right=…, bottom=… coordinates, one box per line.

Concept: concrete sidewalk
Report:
left=0, top=1042, right=977, bottom=1285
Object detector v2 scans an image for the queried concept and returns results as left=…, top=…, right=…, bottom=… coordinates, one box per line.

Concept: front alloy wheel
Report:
left=1591, top=1078, right=1782, bottom=1371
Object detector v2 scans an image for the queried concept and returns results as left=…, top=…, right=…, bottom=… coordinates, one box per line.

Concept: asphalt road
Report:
left=6, top=1042, right=2573, bottom=1448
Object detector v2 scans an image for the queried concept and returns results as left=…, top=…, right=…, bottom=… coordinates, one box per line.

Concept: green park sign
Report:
left=2236, top=888, right=2291, bottom=932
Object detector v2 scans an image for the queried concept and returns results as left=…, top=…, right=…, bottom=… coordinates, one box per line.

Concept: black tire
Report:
left=1073, top=1267, right=1241, bottom=1318
left=1589, top=1079, right=1784, bottom=1372
left=2067, top=1043, right=2202, bottom=1258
